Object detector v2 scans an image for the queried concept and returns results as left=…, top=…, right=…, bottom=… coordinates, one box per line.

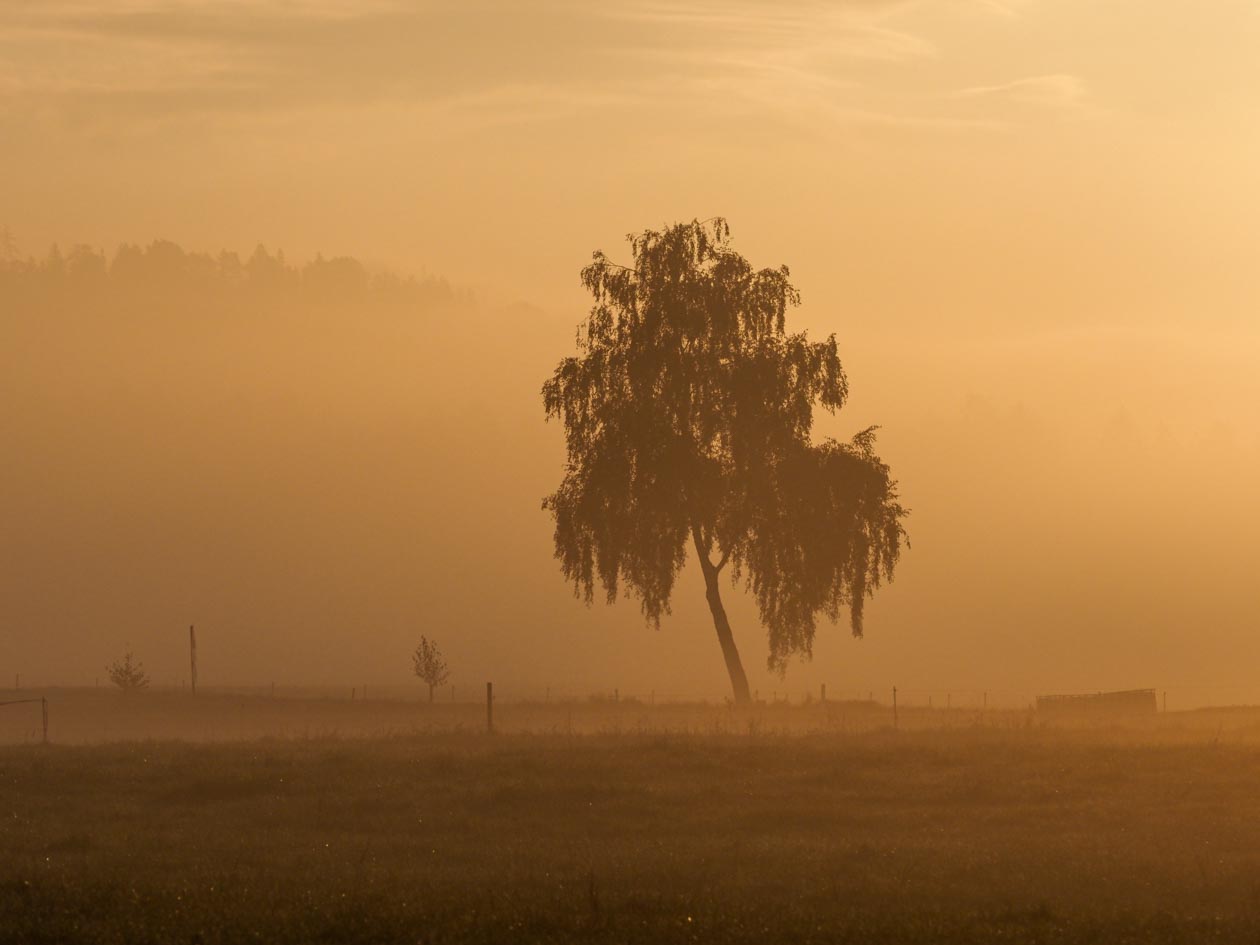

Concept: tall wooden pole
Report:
left=189, top=625, right=197, bottom=696
left=892, top=686, right=898, bottom=731
left=486, top=682, right=494, bottom=734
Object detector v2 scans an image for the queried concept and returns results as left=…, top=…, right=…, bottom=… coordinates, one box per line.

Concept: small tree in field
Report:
left=411, top=636, right=450, bottom=703
left=107, top=649, right=149, bottom=692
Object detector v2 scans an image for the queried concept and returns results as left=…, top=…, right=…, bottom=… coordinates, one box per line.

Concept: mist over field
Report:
left=2, top=243, right=1257, bottom=703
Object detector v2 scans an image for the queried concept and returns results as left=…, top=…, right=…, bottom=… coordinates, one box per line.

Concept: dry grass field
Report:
left=4, top=692, right=1260, bottom=943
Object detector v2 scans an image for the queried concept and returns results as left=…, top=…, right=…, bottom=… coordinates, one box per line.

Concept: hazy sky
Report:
left=2, top=1, right=1258, bottom=703
left=6, top=0, right=1260, bottom=321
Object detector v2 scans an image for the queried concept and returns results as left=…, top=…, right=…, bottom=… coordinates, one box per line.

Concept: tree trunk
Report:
left=693, top=529, right=752, bottom=704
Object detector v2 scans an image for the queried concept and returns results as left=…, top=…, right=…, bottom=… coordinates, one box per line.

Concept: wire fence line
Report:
left=6, top=685, right=1260, bottom=746
left=4, top=681, right=1260, bottom=712
left=0, top=683, right=1045, bottom=708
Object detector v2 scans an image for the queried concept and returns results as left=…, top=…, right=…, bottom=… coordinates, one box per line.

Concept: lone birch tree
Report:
left=542, top=219, right=907, bottom=703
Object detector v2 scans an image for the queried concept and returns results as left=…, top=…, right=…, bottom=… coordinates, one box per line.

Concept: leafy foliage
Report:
left=106, top=649, right=150, bottom=692
left=543, top=219, right=906, bottom=672
left=411, top=636, right=450, bottom=699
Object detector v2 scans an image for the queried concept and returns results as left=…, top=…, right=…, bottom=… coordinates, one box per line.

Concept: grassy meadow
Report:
left=4, top=696, right=1260, bottom=943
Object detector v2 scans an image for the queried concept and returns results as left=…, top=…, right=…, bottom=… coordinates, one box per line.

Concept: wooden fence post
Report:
left=821, top=683, right=826, bottom=703
left=486, top=682, right=494, bottom=734
left=41, top=697, right=48, bottom=744
left=189, top=625, right=197, bottom=696
left=892, top=686, right=898, bottom=731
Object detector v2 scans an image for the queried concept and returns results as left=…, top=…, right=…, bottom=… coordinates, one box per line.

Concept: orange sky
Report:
left=5, top=0, right=1260, bottom=321
left=2, top=1, right=1258, bottom=704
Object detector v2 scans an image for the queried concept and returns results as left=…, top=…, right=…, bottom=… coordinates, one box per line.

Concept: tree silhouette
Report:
left=106, top=648, right=150, bottom=693
left=411, top=636, right=450, bottom=703
left=543, top=219, right=907, bottom=703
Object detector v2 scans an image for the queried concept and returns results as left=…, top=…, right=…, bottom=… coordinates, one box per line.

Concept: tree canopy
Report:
left=543, top=218, right=906, bottom=698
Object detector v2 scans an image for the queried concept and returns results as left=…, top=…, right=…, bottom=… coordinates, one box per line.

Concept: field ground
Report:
left=4, top=700, right=1260, bottom=943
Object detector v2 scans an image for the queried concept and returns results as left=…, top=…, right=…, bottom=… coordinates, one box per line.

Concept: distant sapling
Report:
left=107, top=648, right=150, bottom=693
left=411, top=636, right=450, bottom=704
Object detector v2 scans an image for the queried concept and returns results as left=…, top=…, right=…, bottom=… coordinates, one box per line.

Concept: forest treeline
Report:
left=0, top=239, right=463, bottom=312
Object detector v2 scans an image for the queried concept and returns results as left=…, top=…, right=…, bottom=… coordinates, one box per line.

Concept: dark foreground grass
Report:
left=3, top=731, right=1260, bottom=943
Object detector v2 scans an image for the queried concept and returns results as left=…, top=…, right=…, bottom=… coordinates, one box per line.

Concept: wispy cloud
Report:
left=948, top=73, right=1100, bottom=123
left=605, top=2, right=935, bottom=62
left=0, top=0, right=1083, bottom=134
left=955, top=74, right=1089, bottom=109
left=967, top=0, right=1032, bottom=18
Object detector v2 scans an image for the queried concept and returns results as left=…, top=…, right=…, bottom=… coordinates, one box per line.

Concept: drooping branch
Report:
left=714, top=546, right=732, bottom=573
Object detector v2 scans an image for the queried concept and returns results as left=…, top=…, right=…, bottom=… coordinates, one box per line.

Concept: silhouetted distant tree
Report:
left=411, top=636, right=450, bottom=703
left=304, top=254, right=369, bottom=300
left=65, top=245, right=107, bottom=286
left=106, top=649, right=150, bottom=692
left=543, top=219, right=907, bottom=703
